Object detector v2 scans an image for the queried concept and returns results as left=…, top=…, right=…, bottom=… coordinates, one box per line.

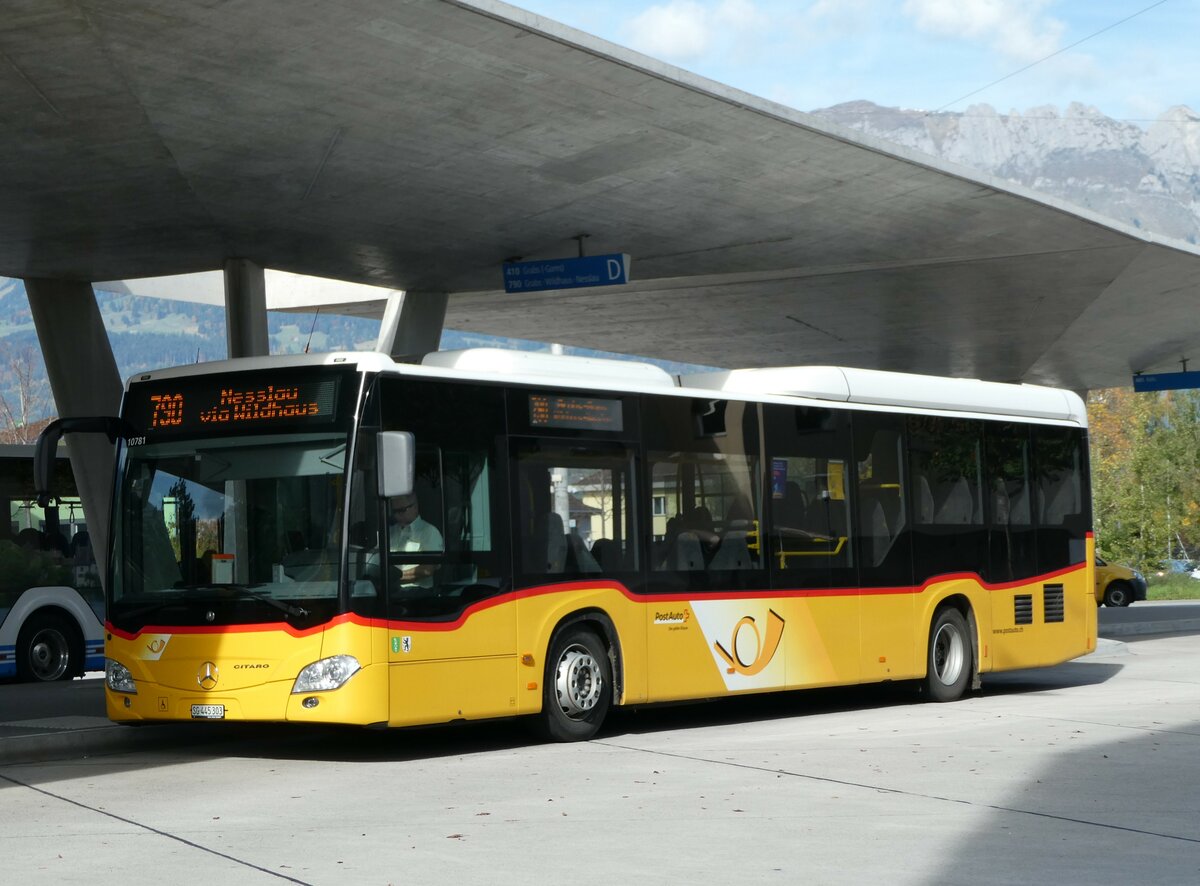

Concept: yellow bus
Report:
left=36, top=349, right=1095, bottom=740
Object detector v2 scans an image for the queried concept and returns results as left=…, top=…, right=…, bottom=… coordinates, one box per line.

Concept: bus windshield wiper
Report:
left=114, top=599, right=188, bottom=624
left=192, top=584, right=310, bottom=619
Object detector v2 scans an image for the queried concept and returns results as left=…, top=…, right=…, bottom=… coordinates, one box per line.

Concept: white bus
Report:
left=0, top=444, right=104, bottom=681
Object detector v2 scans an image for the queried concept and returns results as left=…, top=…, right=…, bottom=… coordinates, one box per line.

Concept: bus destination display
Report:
left=529, top=393, right=623, bottom=432
left=130, top=376, right=340, bottom=434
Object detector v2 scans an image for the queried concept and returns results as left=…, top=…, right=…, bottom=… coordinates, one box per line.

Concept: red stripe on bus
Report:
left=108, top=560, right=1086, bottom=639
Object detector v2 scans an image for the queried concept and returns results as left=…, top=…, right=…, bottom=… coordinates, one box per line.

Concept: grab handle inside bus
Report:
left=377, top=431, right=415, bottom=498
left=34, top=416, right=133, bottom=506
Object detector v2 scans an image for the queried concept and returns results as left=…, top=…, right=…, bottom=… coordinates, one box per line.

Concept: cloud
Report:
left=625, top=0, right=768, bottom=63
left=902, top=0, right=1065, bottom=61
left=627, top=1, right=712, bottom=59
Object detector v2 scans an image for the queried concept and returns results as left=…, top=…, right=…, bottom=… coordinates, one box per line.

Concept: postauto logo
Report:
left=713, top=609, right=785, bottom=677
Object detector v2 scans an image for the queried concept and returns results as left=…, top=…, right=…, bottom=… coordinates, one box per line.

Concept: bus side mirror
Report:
left=34, top=415, right=132, bottom=507
left=377, top=431, right=414, bottom=499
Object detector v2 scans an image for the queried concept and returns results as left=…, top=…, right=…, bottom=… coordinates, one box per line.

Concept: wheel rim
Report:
left=554, top=643, right=603, bottom=719
left=932, top=622, right=965, bottom=686
left=1109, top=588, right=1127, bottom=606
left=28, top=627, right=70, bottom=681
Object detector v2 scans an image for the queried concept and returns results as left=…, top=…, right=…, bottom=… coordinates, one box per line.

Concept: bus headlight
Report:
left=292, top=655, right=361, bottom=693
left=106, top=658, right=137, bottom=694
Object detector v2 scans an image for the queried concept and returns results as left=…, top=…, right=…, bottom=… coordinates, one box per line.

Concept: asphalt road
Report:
left=0, top=609, right=1197, bottom=885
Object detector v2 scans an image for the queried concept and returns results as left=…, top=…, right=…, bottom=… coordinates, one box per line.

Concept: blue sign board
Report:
left=1133, top=371, right=1200, bottom=392
left=502, top=253, right=631, bottom=293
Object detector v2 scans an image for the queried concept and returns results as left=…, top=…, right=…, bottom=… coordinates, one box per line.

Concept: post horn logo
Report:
left=714, top=609, right=785, bottom=676
left=197, top=661, right=219, bottom=690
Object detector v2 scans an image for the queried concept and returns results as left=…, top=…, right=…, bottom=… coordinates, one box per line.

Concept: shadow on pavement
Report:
left=0, top=655, right=1124, bottom=789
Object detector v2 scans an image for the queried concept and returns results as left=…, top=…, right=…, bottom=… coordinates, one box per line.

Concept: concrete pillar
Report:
left=223, top=258, right=269, bottom=358
left=25, top=278, right=123, bottom=587
left=375, top=290, right=448, bottom=362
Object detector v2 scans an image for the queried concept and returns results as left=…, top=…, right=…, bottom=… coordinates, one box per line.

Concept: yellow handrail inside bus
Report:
left=777, top=536, right=847, bottom=568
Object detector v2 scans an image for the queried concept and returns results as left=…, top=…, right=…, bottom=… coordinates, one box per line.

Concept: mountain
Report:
left=809, top=101, right=1200, bottom=246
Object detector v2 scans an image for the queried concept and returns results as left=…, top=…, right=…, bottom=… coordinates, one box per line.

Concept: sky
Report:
left=513, top=0, right=1199, bottom=125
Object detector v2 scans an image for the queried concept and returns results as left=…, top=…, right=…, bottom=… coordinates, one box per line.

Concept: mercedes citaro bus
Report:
left=35, top=349, right=1095, bottom=740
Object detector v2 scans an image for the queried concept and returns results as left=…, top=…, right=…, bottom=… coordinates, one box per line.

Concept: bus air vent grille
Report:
left=1043, top=584, right=1065, bottom=623
left=1014, top=594, right=1033, bottom=625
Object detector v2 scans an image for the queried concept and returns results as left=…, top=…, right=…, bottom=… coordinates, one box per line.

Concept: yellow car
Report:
left=1094, top=557, right=1147, bottom=607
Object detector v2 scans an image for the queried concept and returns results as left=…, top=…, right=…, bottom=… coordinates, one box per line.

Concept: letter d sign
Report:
left=604, top=254, right=629, bottom=284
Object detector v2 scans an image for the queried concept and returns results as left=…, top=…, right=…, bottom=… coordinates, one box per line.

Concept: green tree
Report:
left=1089, top=388, right=1200, bottom=570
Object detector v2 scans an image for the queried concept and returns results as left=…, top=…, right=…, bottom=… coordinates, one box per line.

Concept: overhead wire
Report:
left=926, top=0, right=1172, bottom=115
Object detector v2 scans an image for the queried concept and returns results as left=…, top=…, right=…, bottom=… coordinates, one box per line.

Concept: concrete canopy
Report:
left=2, top=0, right=1199, bottom=390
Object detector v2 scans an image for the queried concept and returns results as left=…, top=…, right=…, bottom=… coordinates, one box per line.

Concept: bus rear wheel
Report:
left=17, top=612, right=78, bottom=683
left=924, top=607, right=971, bottom=702
left=539, top=627, right=612, bottom=742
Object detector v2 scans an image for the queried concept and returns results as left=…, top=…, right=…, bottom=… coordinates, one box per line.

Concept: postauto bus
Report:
left=35, top=349, right=1095, bottom=740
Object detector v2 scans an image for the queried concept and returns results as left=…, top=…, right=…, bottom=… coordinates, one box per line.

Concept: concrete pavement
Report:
left=0, top=601, right=1194, bottom=767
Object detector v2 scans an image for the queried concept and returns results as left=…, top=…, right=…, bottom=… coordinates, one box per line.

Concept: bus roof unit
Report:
left=422, top=348, right=677, bottom=390
left=682, top=366, right=1086, bottom=425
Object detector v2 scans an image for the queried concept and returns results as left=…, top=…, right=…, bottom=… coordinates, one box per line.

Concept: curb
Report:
left=1099, top=618, right=1200, bottom=638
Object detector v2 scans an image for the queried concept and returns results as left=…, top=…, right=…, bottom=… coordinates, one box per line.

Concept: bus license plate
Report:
left=191, top=704, right=225, bottom=720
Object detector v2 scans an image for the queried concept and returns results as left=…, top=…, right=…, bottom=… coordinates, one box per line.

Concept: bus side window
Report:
left=852, top=412, right=912, bottom=588
left=762, top=403, right=855, bottom=587
left=512, top=441, right=636, bottom=581
left=1033, top=426, right=1089, bottom=573
left=644, top=396, right=765, bottom=592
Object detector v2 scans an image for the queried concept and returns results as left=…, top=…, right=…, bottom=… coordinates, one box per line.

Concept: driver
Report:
left=388, top=494, right=443, bottom=587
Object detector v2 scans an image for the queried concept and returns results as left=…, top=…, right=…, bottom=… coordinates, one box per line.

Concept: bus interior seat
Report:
left=1008, top=484, right=1030, bottom=524
left=991, top=479, right=1011, bottom=525
left=589, top=538, right=621, bottom=572
left=69, top=529, right=92, bottom=559
left=528, top=512, right=567, bottom=573
left=1041, top=477, right=1079, bottom=525
left=16, top=527, right=42, bottom=550
left=862, top=495, right=890, bottom=565
left=682, top=506, right=720, bottom=551
left=935, top=478, right=973, bottom=524
left=671, top=531, right=706, bottom=571
left=709, top=531, right=753, bottom=570
left=915, top=475, right=935, bottom=524
left=566, top=531, right=602, bottom=573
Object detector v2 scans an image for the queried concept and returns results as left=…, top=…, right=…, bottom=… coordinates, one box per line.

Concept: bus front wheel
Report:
left=16, top=612, right=78, bottom=683
left=924, top=607, right=971, bottom=702
left=539, top=627, right=612, bottom=742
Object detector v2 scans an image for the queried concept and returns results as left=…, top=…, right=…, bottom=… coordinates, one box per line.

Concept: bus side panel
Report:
left=645, top=594, right=865, bottom=702
left=386, top=603, right=517, bottom=726
left=986, top=562, right=1094, bottom=672
left=645, top=597, right=754, bottom=702
left=514, top=584, right=646, bottom=715
left=858, top=592, right=915, bottom=683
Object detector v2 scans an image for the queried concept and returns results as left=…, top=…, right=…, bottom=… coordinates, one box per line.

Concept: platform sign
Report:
left=502, top=254, right=631, bottom=293
left=1133, top=371, right=1200, bottom=392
